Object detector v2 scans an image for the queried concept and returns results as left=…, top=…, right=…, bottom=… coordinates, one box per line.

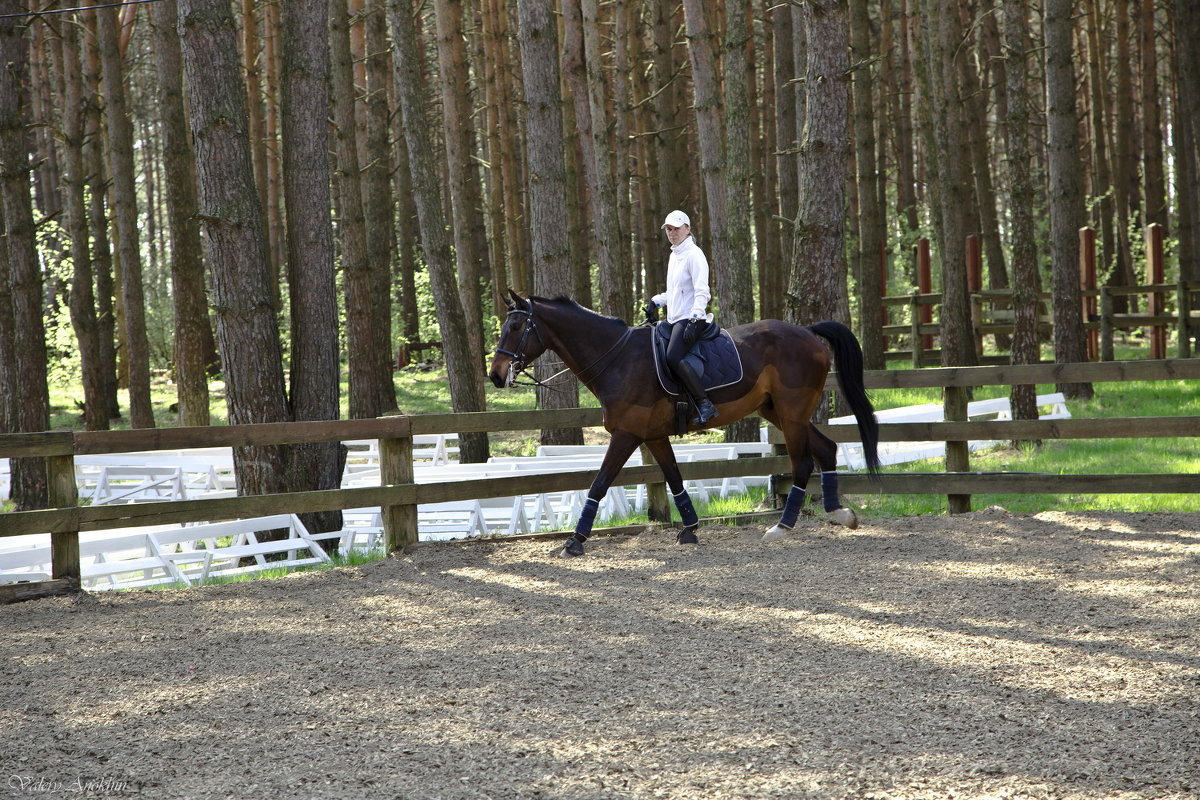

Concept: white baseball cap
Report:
left=661, top=210, right=690, bottom=229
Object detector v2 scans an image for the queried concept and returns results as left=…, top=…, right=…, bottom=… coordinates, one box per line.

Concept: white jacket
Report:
left=652, top=235, right=711, bottom=323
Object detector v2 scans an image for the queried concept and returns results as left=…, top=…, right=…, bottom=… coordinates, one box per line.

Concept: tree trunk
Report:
left=362, top=0, right=399, bottom=413
left=747, top=3, right=770, bottom=322
left=79, top=18, right=121, bottom=421
left=0, top=201, right=15, bottom=445
left=393, top=115, right=420, bottom=346
left=560, top=0, right=628, bottom=320
left=333, top=0, right=383, bottom=421
left=96, top=5, right=155, bottom=428
left=282, top=0, right=343, bottom=536
left=242, top=0, right=272, bottom=279
left=1140, top=0, right=1167, bottom=230
left=75, top=15, right=120, bottom=422
left=922, top=0, right=976, bottom=366
left=649, top=0, right=688, bottom=254
left=151, top=0, right=211, bottom=428
left=680, top=0, right=733, bottom=307
left=517, top=0, right=583, bottom=447
left=613, top=0, right=637, bottom=291
left=850, top=0, right=885, bottom=369
left=719, top=0, right=754, bottom=331
left=0, top=0, right=50, bottom=507
left=786, top=0, right=850, bottom=326
left=389, top=0, right=490, bottom=463
left=1002, top=0, right=1042, bottom=429
left=892, top=0, right=920, bottom=240
left=960, top=0, right=1009, bottom=307
left=770, top=3, right=795, bottom=321
left=718, top=0, right=759, bottom=444
left=178, top=0, right=292, bottom=496
left=1175, top=0, right=1200, bottom=281
left=262, top=0, right=285, bottom=297
left=48, top=19, right=107, bottom=432
left=1112, top=0, right=1137, bottom=303
left=1044, top=0, right=1092, bottom=398
left=1083, top=0, right=1117, bottom=295
left=433, top=0, right=486, bottom=361
left=480, top=0, right=527, bottom=298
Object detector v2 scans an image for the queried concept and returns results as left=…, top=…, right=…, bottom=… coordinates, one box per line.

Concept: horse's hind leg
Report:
left=763, top=415, right=815, bottom=542
left=810, top=425, right=857, bottom=529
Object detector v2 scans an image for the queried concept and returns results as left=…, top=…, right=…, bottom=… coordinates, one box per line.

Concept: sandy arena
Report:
left=3, top=509, right=1199, bottom=799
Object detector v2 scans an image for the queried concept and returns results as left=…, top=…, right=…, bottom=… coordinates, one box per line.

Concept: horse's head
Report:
left=489, top=289, right=549, bottom=388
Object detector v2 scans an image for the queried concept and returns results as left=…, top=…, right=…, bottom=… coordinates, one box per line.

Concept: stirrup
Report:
left=692, top=398, right=718, bottom=425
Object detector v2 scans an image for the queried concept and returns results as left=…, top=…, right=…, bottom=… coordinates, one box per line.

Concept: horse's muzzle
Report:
left=488, top=360, right=516, bottom=388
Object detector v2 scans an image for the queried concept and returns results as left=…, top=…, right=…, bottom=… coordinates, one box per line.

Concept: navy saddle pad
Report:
left=651, top=321, right=744, bottom=396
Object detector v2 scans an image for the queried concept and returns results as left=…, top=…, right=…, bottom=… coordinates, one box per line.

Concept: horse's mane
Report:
left=531, top=295, right=630, bottom=329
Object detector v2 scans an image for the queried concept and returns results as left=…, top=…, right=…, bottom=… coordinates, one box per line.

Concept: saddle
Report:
left=650, top=321, right=743, bottom=397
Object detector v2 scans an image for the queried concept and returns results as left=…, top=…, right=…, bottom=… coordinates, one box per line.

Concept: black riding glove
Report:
left=644, top=302, right=659, bottom=323
left=683, top=317, right=703, bottom=346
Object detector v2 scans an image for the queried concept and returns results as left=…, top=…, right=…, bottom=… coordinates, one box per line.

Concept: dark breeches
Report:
left=665, top=320, right=691, bottom=372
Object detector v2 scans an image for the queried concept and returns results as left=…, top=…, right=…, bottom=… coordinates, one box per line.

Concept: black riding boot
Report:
left=674, top=360, right=718, bottom=425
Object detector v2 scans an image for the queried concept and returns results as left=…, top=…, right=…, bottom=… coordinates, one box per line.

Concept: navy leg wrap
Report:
left=821, top=471, right=840, bottom=512
left=778, top=486, right=807, bottom=529
left=673, top=489, right=699, bottom=528
left=574, top=497, right=600, bottom=539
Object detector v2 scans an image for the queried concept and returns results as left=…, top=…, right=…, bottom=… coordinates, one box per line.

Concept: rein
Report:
left=498, top=303, right=639, bottom=392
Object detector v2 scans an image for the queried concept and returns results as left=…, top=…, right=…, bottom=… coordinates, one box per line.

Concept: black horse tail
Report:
left=809, top=320, right=881, bottom=474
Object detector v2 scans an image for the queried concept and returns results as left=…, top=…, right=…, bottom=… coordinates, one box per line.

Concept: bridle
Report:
left=494, top=306, right=544, bottom=377
left=494, top=301, right=635, bottom=391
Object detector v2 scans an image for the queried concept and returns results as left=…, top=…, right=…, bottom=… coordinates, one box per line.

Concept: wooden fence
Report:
left=888, top=226, right=1197, bottom=365
left=883, top=282, right=1200, bottom=367
left=3, top=358, right=1199, bottom=604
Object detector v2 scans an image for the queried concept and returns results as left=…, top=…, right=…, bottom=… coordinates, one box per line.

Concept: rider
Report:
left=645, top=210, right=718, bottom=426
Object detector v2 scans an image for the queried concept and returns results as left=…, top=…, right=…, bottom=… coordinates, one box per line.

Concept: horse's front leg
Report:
left=642, top=437, right=700, bottom=545
left=561, top=431, right=642, bottom=557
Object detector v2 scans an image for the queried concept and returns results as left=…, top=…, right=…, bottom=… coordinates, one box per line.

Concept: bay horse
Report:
left=488, top=291, right=880, bottom=557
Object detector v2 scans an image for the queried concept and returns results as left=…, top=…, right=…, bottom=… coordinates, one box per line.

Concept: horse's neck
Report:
left=541, top=306, right=625, bottom=378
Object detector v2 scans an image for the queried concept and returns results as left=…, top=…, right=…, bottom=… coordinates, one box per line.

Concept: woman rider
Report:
left=645, top=210, right=718, bottom=426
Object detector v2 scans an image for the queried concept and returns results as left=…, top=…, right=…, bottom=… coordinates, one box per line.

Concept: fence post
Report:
left=1079, top=227, right=1098, bottom=360
left=1177, top=281, right=1192, bottom=359
left=916, top=238, right=933, bottom=351
left=380, top=433, right=417, bottom=553
left=967, top=234, right=982, bottom=356
left=879, top=242, right=889, bottom=351
left=47, top=454, right=80, bottom=585
left=944, top=386, right=971, bottom=514
left=910, top=291, right=923, bottom=369
left=1147, top=223, right=1166, bottom=359
left=1100, top=287, right=1115, bottom=361
left=640, top=444, right=671, bottom=523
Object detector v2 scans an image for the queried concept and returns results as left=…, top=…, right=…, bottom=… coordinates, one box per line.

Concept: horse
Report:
left=488, top=291, right=880, bottom=557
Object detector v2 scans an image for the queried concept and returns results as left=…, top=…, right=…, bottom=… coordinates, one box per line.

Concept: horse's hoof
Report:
left=677, top=527, right=699, bottom=545
left=559, top=537, right=586, bottom=558
left=830, top=507, right=858, bottom=529
left=762, top=523, right=792, bottom=542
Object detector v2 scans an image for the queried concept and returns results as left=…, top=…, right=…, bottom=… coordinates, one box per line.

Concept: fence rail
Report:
left=3, top=358, right=1198, bottom=604
left=886, top=226, right=1195, bottom=364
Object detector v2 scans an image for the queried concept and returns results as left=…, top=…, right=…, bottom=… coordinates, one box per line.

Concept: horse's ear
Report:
left=507, top=288, right=529, bottom=310
left=501, top=289, right=515, bottom=310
